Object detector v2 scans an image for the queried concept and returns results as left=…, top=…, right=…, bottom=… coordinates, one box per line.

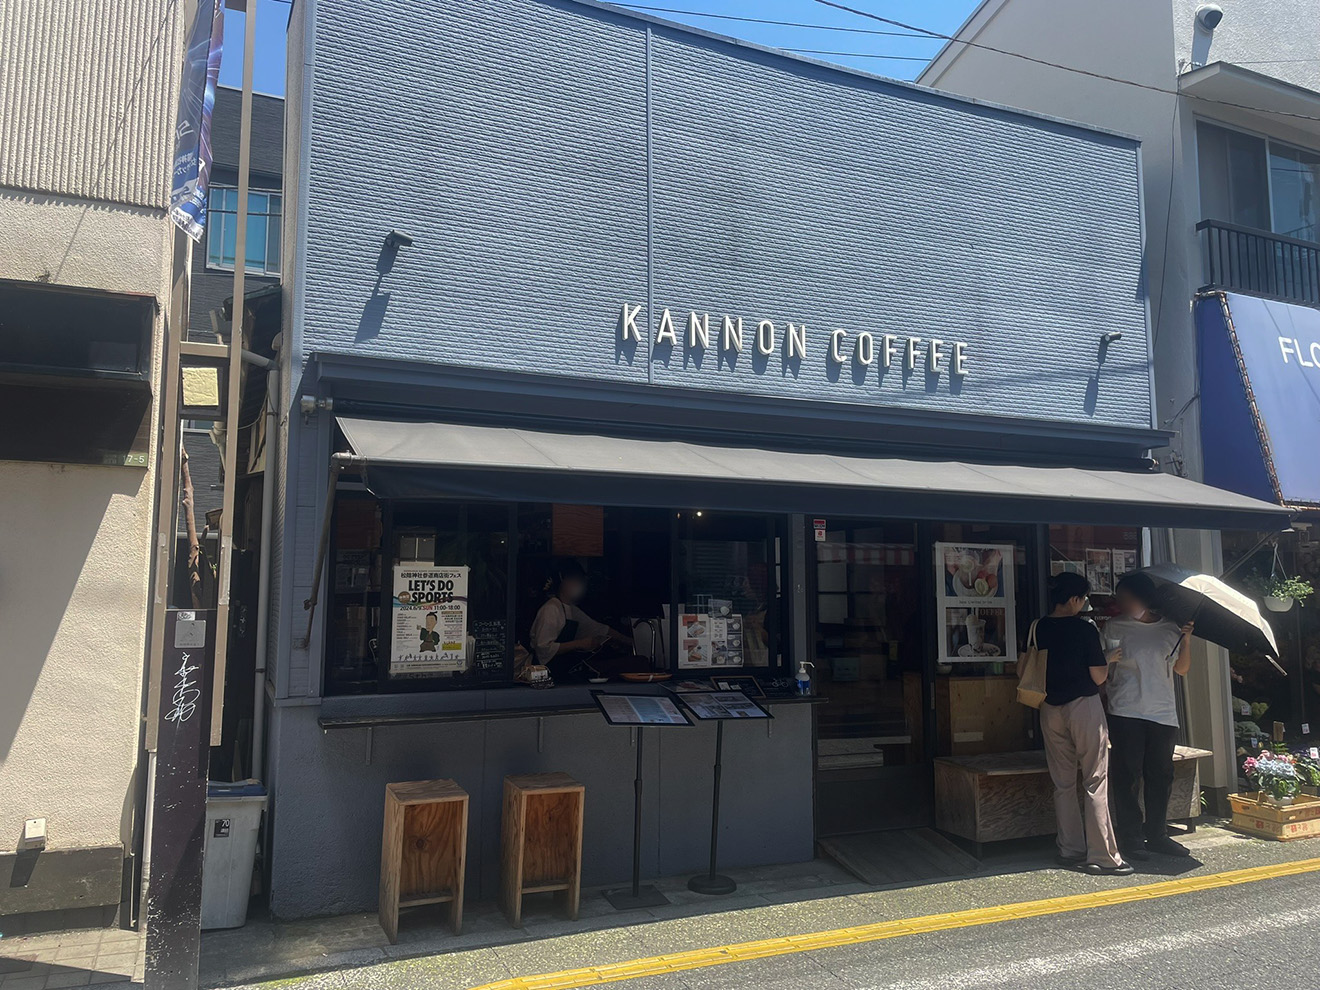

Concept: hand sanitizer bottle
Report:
left=795, top=661, right=814, bottom=696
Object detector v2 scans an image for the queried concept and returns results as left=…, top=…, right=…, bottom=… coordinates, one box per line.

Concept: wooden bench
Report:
left=934, top=746, right=1212, bottom=856
left=378, top=779, right=469, bottom=943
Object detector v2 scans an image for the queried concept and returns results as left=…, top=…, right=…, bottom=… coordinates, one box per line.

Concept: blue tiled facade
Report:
left=291, top=0, right=1150, bottom=425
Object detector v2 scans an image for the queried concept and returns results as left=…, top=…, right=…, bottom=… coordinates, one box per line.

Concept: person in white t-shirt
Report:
left=1105, top=573, right=1196, bottom=859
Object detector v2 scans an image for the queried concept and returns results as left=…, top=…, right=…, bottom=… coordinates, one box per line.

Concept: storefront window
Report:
left=387, top=501, right=512, bottom=685
left=322, top=493, right=787, bottom=695
left=1048, top=523, right=1143, bottom=647
left=812, top=521, right=923, bottom=771
left=677, top=512, right=782, bottom=669
left=325, top=493, right=384, bottom=695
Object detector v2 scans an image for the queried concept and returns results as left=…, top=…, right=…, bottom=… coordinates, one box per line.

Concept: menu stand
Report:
left=592, top=692, right=692, bottom=911
left=674, top=691, right=773, bottom=896
left=688, top=719, right=736, bottom=894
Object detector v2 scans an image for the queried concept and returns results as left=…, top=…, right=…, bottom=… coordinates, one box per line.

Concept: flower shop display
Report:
left=1230, top=751, right=1320, bottom=840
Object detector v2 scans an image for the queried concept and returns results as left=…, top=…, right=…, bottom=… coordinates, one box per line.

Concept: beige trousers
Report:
left=1040, top=694, right=1122, bottom=868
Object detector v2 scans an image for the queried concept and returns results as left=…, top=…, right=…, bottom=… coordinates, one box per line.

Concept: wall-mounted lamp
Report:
left=384, top=230, right=415, bottom=250
left=1102, top=331, right=1124, bottom=344
left=1195, top=4, right=1224, bottom=31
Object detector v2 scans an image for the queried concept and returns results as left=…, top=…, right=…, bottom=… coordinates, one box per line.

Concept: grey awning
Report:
left=336, top=417, right=1292, bottom=530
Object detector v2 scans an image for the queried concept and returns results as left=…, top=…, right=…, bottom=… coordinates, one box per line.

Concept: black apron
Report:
left=546, top=609, right=583, bottom=679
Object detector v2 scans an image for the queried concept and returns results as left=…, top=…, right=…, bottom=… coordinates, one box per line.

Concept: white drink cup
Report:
left=966, top=615, right=986, bottom=648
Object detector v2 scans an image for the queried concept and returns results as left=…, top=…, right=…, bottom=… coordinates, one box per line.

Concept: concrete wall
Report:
left=266, top=697, right=814, bottom=918
left=0, top=0, right=182, bottom=921
left=0, top=193, right=172, bottom=901
left=1171, top=0, right=1320, bottom=88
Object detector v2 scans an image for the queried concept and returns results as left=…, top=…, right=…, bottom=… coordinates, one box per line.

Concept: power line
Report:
left=813, top=0, right=1320, bottom=123
left=613, top=4, right=934, bottom=39
left=788, top=50, right=930, bottom=61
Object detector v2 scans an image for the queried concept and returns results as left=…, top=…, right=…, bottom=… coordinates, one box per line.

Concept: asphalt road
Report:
left=646, top=872, right=1316, bottom=990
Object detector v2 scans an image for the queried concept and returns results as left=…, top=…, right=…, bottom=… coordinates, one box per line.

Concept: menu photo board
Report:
left=678, top=691, right=772, bottom=721
left=935, top=543, right=1017, bottom=664
left=390, top=565, right=469, bottom=676
left=593, top=692, right=692, bottom=726
left=677, top=612, right=745, bottom=669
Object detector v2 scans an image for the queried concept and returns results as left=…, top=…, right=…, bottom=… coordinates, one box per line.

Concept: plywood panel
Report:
left=379, top=779, right=467, bottom=943
left=501, top=773, right=584, bottom=927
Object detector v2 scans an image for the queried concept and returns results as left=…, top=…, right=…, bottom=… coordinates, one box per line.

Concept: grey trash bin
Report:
left=201, top=781, right=267, bottom=930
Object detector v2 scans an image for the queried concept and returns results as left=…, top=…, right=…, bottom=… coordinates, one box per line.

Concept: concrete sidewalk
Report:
left=3, top=823, right=1316, bottom=990
left=202, top=822, right=1318, bottom=989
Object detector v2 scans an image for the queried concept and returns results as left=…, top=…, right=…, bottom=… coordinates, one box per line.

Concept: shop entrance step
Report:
left=818, top=828, right=981, bottom=886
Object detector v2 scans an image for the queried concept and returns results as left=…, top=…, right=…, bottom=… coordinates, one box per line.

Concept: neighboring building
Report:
left=188, top=86, right=285, bottom=342
left=919, top=0, right=1320, bottom=801
left=0, top=1, right=184, bottom=931
left=264, top=0, right=1284, bottom=918
left=177, top=87, right=285, bottom=782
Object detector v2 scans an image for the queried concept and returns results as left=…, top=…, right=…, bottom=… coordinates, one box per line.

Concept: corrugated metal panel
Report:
left=298, top=0, right=1153, bottom=430
left=0, top=0, right=184, bottom=207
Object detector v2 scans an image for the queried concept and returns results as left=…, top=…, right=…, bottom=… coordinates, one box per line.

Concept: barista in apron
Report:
left=530, top=560, right=629, bottom=678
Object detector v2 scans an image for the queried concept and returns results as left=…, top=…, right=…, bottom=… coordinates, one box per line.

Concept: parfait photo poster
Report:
left=935, top=543, right=1017, bottom=664
left=391, top=565, right=469, bottom=675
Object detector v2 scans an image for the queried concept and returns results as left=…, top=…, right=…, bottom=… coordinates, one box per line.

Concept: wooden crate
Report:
left=500, top=772, right=585, bottom=928
left=934, top=752, right=1056, bottom=851
left=379, top=779, right=469, bottom=943
left=1229, top=792, right=1320, bottom=841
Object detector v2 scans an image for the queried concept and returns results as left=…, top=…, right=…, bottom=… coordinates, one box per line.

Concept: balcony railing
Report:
left=1198, top=219, right=1320, bottom=308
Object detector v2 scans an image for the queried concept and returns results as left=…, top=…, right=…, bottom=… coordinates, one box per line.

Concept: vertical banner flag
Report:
left=169, top=0, right=225, bottom=240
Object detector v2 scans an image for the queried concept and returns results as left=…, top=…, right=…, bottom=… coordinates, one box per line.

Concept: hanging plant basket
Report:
left=1264, top=595, right=1295, bottom=613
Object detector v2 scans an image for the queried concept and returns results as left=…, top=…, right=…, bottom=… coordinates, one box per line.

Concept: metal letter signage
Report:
left=619, top=302, right=969, bottom=386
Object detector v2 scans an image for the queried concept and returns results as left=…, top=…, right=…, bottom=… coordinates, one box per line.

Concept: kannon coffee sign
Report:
left=618, top=302, right=970, bottom=383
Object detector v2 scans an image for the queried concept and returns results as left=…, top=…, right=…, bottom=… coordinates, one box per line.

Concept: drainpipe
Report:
left=251, top=368, right=276, bottom=780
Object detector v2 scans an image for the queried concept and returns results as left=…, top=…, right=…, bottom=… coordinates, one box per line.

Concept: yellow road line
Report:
left=472, top=857, right=1320, bottom=990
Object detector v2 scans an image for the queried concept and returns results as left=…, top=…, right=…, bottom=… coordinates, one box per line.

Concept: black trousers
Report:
left=1107, top=713, right=1178, bottom=845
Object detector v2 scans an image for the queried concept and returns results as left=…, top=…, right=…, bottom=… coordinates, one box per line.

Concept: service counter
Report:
left=267, top=688, right=820, bottom=919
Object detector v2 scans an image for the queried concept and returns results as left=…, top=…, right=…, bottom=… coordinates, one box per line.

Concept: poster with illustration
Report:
left=935, top=543, right=1016, bottom=663
left=391, top=565, right=469, bottom=675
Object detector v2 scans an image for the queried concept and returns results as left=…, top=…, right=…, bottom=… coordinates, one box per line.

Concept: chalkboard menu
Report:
left=472, top=619, right=507, bottom=677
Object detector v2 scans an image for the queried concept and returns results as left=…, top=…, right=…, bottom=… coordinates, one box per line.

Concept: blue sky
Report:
left=219, top=0, right=978, bottom=96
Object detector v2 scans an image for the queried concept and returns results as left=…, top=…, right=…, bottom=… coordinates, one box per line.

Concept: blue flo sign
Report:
left=169, top=0, right=225, bottom=240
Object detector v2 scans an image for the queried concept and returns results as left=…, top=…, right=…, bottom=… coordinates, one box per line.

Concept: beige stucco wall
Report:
left=0, top=190, right=171, bottom=855
left=0, top=0, right=182, bottom=869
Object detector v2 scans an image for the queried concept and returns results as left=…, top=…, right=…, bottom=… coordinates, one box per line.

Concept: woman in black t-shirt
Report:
left=1034, top=572, right=1131, bottom=876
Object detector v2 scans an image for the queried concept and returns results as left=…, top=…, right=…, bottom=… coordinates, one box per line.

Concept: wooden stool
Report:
left=500, top=772, right=584, bottom=927
left=378, top=779, right=468, bottom=943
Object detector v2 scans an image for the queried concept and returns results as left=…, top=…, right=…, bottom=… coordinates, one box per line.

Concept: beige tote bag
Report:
left=1016, top=619, right=1047, bottom=708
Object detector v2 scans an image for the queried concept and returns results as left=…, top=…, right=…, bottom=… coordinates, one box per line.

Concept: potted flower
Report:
left=1260, top=575, right=1314, bottom=613
left=1243, top=752, right=1301, bottom=805
left=1294, top=752, right=1320, bottom=796
left=1230, top=752, right=1320, bottom=839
